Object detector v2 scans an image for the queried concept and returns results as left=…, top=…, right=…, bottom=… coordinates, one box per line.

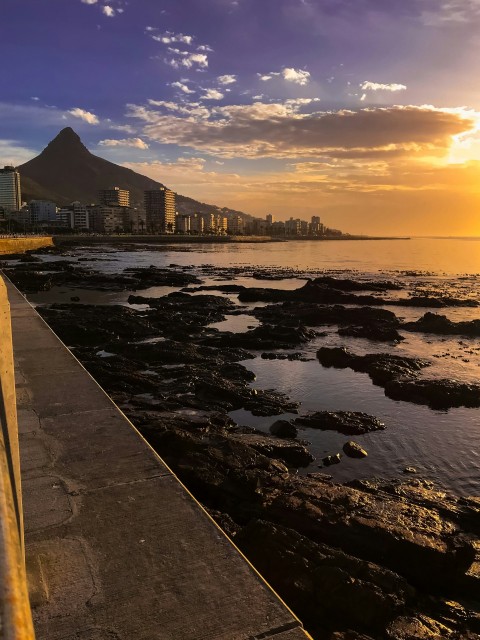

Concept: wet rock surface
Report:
left=403, top=312, right=480, bottom=337
left=6, top=249, right=480, bottom=639
left=295, top=411, right=386, bottom=435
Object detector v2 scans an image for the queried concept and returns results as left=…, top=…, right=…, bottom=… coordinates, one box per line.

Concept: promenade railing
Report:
left=0, top=275, right=35, bottom=639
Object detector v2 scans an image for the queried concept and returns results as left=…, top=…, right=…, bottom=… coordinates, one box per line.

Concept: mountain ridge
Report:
left=18, top=128, right=251, bottom=220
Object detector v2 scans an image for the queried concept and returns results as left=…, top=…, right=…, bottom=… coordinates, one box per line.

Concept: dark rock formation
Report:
left=295, top=411, right=385, bottom=435
left=403, top=312, right=480, bottom=337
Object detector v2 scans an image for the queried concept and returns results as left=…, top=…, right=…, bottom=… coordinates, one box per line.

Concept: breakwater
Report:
left=0, top=237, right=53, bottom=255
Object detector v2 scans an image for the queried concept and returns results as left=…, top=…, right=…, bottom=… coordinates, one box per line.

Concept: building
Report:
left=190, top=213, right=204, bottom=234
left=144, top=187, right=176, bottom=233
left=310, top=216, right=324, bottom=235
left=29, top=200, right=58, bottom=225
left=99, top=187, right=130, bottom=208
left=285, top=218, right=302, bottom=235
left=266, top=214, right=274, bottom=225
left=227, top=215, right=245, bottom=235
left=57, top=201, right=89, bottom=229
left=0, top=166, right=21, bottom=212
left=176, top=214, right=191, bottom=234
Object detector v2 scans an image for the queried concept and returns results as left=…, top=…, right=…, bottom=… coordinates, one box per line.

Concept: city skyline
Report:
left=2, top=0, right=480, bottom=236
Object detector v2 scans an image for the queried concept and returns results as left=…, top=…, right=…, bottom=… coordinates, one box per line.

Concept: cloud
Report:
left=165, top=52, right=208, bottom=69
left=258, top=72, right=280, bottom=81
left=197, top=44, right=214, bottom=52
left=361, top=81, right=407, bottom=92
left=171, top=81, right=196, bottom=94
left=202, top=89, right=225, bottom=100
left=282, top=68, right=311, bottom=85
left=99, top=137, right=149, bottom=149
left=102, top=5, right=115, bottom=17
left=81, top=0, right=98, bottom=4
left=30, top=97, right=40, bottom=101
left=217, top=74, right=237, bottom=85
left=152, top=31, right=194, bottom=44
left=126, top=101, right=477, bottom=160
left=68, top=107, right=99, bottom=124
left=0, top=140, right=37, bottom=165
left=108, top=123, right=136, bottom=133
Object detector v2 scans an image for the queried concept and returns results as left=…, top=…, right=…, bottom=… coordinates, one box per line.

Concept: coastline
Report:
left=2, top=241, right=479, bottom=640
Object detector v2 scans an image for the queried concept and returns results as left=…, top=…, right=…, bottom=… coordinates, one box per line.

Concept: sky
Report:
left=3, top=0, right=480, bottom=236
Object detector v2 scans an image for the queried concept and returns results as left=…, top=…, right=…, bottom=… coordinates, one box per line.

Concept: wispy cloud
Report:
left=68, top=107, right=99, bottom=124
left=151, top=30, right=194, bottom=45
left=202, top=89, right=225, bottom=100
left=165, top=52, right=208, bottom=70
left=99, top=137, right=149, bottom=149
left=171, top=81, right=196, bottom=94
left=217, top=74, right=237, bottom=85
left=81, top=0, right=98, bottom=4
left=258, top=68, right=310, bottom=85
left=361, top=81, right=407, bottom=92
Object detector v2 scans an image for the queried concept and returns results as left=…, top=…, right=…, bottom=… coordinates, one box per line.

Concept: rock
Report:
left=317, top=348, right=431, bottom=386
left=235, top=520, right=413, bottom=635
left=296, top=411, right=385, bottom=435
left=385, top=615, right=454, bottom=639
left=70, top=296, right=80, bottom=302
left=343, top=441, right=368, bottom=458
left=385, top=378, right=480, bottom=409
left=403, top=312, right=480, bottom=337
left=323, top=453, right=342, bottom=466
left=228, top=433, right=314, bottom=468
left=404, top=467, right=417, bottom=474
left=339, top=324, right=404, bottom=342
left=270, top=420, right=298, bottom=439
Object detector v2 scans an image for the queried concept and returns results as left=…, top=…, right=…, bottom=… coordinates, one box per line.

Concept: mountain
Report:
left=18, top=128, right=251, bottom=219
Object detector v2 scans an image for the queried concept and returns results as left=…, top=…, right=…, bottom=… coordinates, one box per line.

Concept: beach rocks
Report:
left=295, top=411, right=385, bottom=435
left=235, top=519, right=412, bottom=635
left=338, top=323, right=404, bottom=342
left=317, top=347, right=431, bottom=385
left=385, top=378, right=480, bottom=409
left=343, top=441, right=368, bottom=458
left=270, top=420, right=298, bottom=438
left=403, top=312, right=480, bottom=337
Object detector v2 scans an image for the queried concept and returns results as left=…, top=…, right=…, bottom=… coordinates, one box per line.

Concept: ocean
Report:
left=28, top=237, right=480, bottom=496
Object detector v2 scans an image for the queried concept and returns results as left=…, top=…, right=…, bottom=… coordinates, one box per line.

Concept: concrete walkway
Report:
left=6, top=279, right=311, bottom=640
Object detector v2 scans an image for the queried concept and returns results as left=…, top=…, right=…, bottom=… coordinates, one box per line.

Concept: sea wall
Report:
left=0, top=237, right=53, bottom=255
left=53, top=234, right=275, bottom=245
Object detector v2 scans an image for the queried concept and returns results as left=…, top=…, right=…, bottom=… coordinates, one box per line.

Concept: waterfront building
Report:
left=190, top=213, right=204, bottom=234
left=215, top=214, right=228, bottom=234
left=285, top=217, right=302, bottom=236
left=310, top=216, right=324, bottom=235
left=271, top=221, right=286, bottom=236
left=266, top=214, right=274, bottom=225
left=0, top=166, right=22, bottom=212
left=176, top=214, right=191, bottom=234
left=227, top=215, right=245, bottom=235
left=57, top=201, right=89, bottom=229
left=144, top=187, right=176, bottom=233
left=29, top=200, right=58, bottom=225
left=99, top=187, right=130, bottom=208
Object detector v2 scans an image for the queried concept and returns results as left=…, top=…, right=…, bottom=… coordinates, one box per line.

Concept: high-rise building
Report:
left=266, top=214, right=274, bottom=225
left=0, top=166, right=21, bottom=212
left=57, top=201, right=89, bottom=229
left=144, top=187, right=176, bottom=233
left=99, top=187, right=130, bottom=207
left=30, top=200, right=58, bottom=224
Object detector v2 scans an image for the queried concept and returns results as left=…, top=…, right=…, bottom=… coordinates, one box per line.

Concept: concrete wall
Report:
left=0, top=275, right=35, bottom=638
left=0, top=237, right=53, bottom=255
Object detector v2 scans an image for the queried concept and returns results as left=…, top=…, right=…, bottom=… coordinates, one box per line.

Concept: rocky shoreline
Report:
left=2, top=246, right=480, bottom=639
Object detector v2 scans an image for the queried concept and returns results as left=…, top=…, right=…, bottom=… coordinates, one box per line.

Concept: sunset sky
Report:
left=3, top=0, right=480, bottom=235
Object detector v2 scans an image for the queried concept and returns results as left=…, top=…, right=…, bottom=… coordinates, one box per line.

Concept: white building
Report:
left=0, top=166, right=21, bottom=212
